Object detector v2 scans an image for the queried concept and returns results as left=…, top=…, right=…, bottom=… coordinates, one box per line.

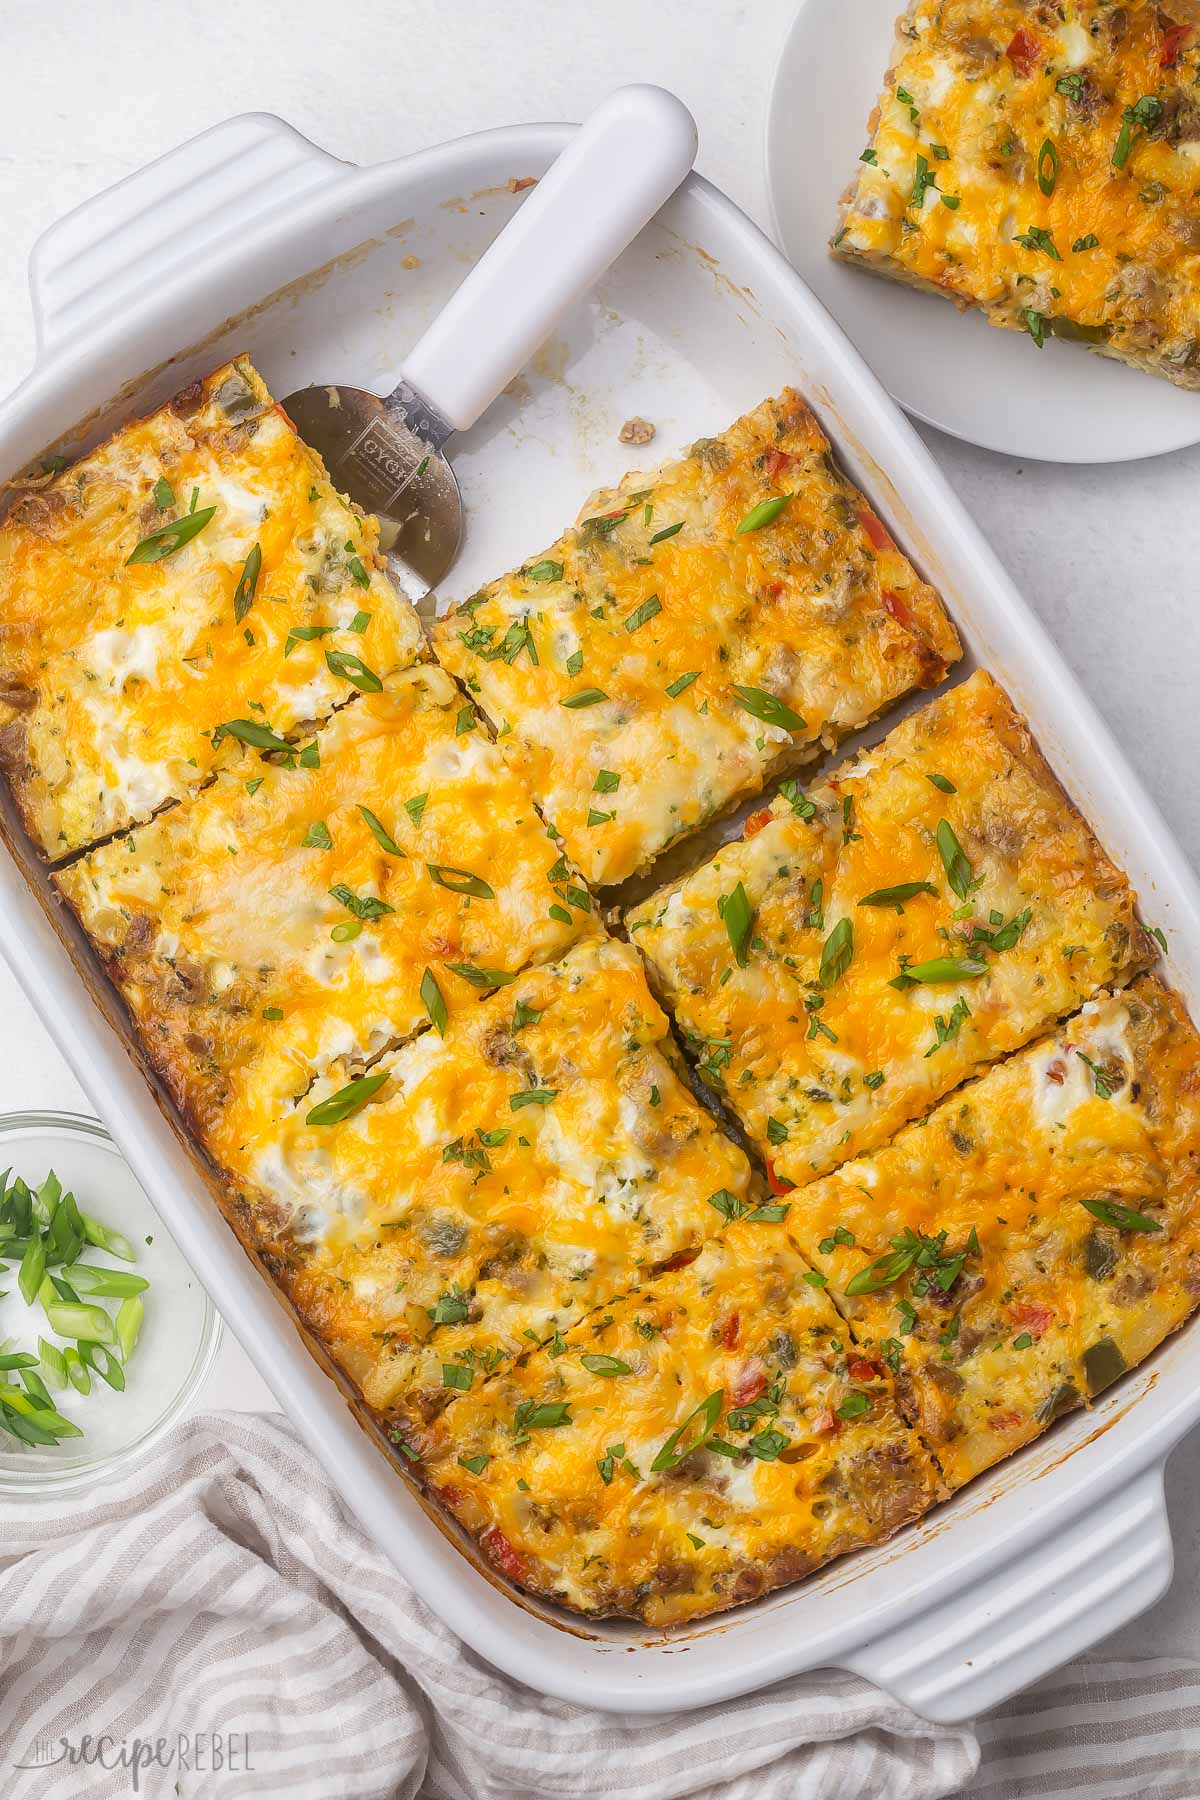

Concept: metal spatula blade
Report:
left=282, top=382, right=460, bottom=605
left=282, top=85, right=697, bottom=604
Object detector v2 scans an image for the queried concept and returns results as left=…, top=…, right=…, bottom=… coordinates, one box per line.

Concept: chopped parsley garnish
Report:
left=329, top=883, right=394, bottom=921
left=426, top=864, right=494, bottom=899
left=859, top=881, right=937, bottom=912
left=926, top=996, right=970, bottom=1057
left=455, top=705, right=475, bottom=736
left=580, top=1354, right=632, bottom=1377
left=1073, top=233, right=1099, bottom=252
left=302, top=820, right=332, bottom=851
left=126, top=506, right=216, bottom=564
left=152, top=476, right=175, bottom=509
left=358, top=806, right=403, bottom=855
left=325, top=650, right=382, bottom=693
left=863, top=1070, right=885, bottom=1089
left=860, top=147, right=878, bottom=165
left=512, top=1000, right=541, bottom=1032
left=1076, top=1051, right=1116, bottom=1099
left=1014, top=225, right=1062, bottom=261
left=718, top=880, right=754, bottom=968
left=513, top=1400, right=571, bottom=1439
left=766, top=1117, right=788, bottom=1145
left=442, top=1363, right=472, bottom=1391
left=1056, top=72, right=1086, bottom=101
left=232, top=543, right=262, bottom=623
left=1012, top=1333, right=1033, bottom=1351
left=624, top=594, right=662, bottom=633
left=420, top=968, right=447, bottom=1035
left=778, top=778, right=816, bottom=820
left=1036, top=137, right=1059, bottom=195
left=444, top=963, right=517, bottom=989
left=735, top=495, right=791, bottom=535
left=845, top=1226, right=970, bottom=1298
left=1113, top=96, right=1163, bottom=170
left=526, top=559, right=563, bottom=582
left=305, top=1069, right=389, bottom=1126
left=910, top=153, right=938, bottom=211
left=509, top=1087, right=557, bottom=1111
left=593, top=769, right=620, bottom=794
left=650, top=1390, right=723, bottom=1471
left=837, top=1393, right=871, bottom=1420
left=936, top=819, right=974, bottom=901
left=430, top=1288, right=469, bottom=1326
left=731, top=686, right=805, bottom=731
left=211, top=718, right=291, bottom=755
left=404, top=793, right=428, bottom=827
left=565, top=650, right=584, bottom=677
left=819, top=918, right=853, bottom=989
left=284, top=623, right=335, bottom=658
left=1022, top=307, right=1048, bottom=349
left=458, top=1454, right=489, bottom=1475
left=1079, top=1196, right=1160, bottom=1232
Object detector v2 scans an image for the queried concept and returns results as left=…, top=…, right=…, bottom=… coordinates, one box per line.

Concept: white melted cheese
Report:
left=88, top=622, right=165, bottom=688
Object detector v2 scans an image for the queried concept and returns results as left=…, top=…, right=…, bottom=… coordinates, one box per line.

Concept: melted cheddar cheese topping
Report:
left=629, top=672, right=1151, bottom=1183
left=836, top=1, right=1200, bottom=385
left=418, top=1218, right=940, bottom=1625
left=56, top=667, right=594, bottom=1144
left=788, top=976, right=1200, bottom=1489
left=0, top=357, right=423, bottom=857
left=217, top=939, right=757, bottom=1428
left=433, top=390, right=959, bottom=886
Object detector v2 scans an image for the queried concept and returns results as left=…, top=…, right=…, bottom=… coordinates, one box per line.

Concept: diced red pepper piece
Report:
left=720, top=1312, right=741, bottom=1350
left=731, top=1359, right=767, bottom=1406
left=274, top=401, right=297, bottom=431
left=1010, top=1302, right=1053, bottom=1338
left=857, top=507, right=894, bottom=551
left=812, top=1407, right=843, bottom=1435
left=848, top=1357, right=879, bottom=1382
left=483, top=1527, right=530, bottom=1585
left=764, top=449, right=792, bottom=482
left=742, top=808, right=773, bottom=839
left=766, top=1161, right=794, bottom=1196
left=882, top=589, right=915, bottom=629
left=1161, top=22, right=1192, bottom=65
left=1006, top=28, right=1042, bottom=75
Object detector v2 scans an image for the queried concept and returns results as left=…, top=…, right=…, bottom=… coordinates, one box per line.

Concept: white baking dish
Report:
left=2, top=111, right=1199, bottom=1725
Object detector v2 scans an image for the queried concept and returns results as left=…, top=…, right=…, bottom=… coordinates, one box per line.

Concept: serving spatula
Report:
left=283, top=85, right=697, bottom=604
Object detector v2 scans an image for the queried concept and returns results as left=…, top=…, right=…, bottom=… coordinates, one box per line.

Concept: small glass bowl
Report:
left=0, top=1111, right=220, bottom=1495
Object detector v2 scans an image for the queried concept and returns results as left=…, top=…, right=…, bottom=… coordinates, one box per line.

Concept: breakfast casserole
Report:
left=432, top=389, right=960, bottom=887
left=788, top=976, right=1200, bottom=1490
left=11, top=355, right=1195, bottom=1630
left=0, top=356, right=423, bottom=858
left=214, top=938, right=758, bottom=1433
left=834, top=1, right=1200, bottom=386
left=416, top=1216, right=941, bottom=1624
left=55, top=666, right=594, bottom=1143
left=627, top=671, right=1152, bottom=1185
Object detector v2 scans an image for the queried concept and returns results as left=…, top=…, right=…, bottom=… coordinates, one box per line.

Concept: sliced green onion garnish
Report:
left=45, top=1301, right=117, bottom=1346
left=115, top=1297, right=144, bottom=1363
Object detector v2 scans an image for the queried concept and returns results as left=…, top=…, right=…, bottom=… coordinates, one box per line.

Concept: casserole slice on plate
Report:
left=433, top=389, right=960, bottom=887
left=0, top=356, right=423, bottom=859
left=834, top=1, right=1200, bottom=387
left=787, top=975, right=1200, bottom=1488
left=628, top=670, right=1153, bottom=1184
left=417, top=1215, right=941, bottom=1624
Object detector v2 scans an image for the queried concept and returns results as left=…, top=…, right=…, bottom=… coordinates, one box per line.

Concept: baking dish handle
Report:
left=844, top=1461, right=1173, bottom=1723
left=27, top=112, right=350, bottom=362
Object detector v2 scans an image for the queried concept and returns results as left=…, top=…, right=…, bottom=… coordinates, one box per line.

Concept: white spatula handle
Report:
left=399, top=85, right=697, bottom=434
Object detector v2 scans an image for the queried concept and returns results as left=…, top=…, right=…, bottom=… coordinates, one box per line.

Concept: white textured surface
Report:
left=1, top=0, right=1198, bottom=1671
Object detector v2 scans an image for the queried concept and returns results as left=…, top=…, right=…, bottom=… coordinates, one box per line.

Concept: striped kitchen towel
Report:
left=0, top=1411, right=1194, bottom=1800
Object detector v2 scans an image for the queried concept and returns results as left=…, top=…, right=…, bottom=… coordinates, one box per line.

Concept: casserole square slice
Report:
left=416, top=1216, right=941, bottom=1625
left=217, top=938, right=758, bottom=1432
left=56, top=667, right=595, bottom=1147
left=627, top=670, right=1153, bottom=1185
left=432, top=389, right=960, bottom=887
left=787, top=976, right=1200, bottom=1491
left=834, top=2, right=1200, bottom=388
left=0, top=356, right=423, bottom=858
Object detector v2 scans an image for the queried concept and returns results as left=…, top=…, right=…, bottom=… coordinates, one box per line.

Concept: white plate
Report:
left=765, top=0, right=1200, bottom=462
